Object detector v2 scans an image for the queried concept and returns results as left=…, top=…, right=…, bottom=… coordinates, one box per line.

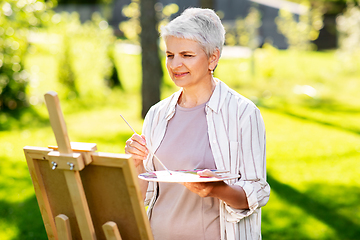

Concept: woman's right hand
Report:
left=125, top=133, right=149, bottom=199
left=125, top=133, right=149, bottom=167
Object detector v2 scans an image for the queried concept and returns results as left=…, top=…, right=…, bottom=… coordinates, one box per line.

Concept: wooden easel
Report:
left=23, top=91, right=153, bottom=240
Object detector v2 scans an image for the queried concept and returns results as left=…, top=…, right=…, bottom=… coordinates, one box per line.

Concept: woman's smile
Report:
left=173, top=71, right=189, bottom=79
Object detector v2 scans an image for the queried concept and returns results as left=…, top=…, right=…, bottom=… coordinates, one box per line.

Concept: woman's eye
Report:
left=166, top=55, right=174, bottom=58
left=184, top=55, right=193, bottom=57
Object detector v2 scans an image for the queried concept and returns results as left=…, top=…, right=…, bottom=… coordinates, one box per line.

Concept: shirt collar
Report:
left=164, top=78, right=227, bottom=120
left=164, top=88, right=182, bottom=120
left=206, top=78, right=227, bottom=114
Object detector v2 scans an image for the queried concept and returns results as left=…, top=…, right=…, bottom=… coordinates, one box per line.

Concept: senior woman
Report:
left=125, top=7, right=270, bottom=240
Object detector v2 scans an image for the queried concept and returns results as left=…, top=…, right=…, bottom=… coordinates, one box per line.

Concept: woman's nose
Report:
left=170, top=56, right=183, bottom=69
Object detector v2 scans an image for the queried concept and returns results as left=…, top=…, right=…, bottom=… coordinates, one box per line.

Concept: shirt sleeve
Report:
left=141, top=106, right=156, bottom=206
left=224, top=108, right=270, bottom=222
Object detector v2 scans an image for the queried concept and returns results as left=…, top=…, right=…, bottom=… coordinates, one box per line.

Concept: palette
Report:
left=138, top=170, right=240, bottom=183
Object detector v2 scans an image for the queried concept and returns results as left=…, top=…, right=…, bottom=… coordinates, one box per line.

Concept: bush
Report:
left=26, top=11, right=117, bottom=105
left=0, top=0, right=55, bottom=111
left=336, top=0, right=360, bottom=71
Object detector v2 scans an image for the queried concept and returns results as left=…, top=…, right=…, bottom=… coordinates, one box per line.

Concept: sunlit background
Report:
left=0, top=0, right=359, bottom=239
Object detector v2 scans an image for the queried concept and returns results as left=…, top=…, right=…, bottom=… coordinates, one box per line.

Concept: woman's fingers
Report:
left=125, top=134, right=149, bottom=160
left=182, top=182, right=213, bottom=197
left=131, top=133, right=147, bottom=146
left=197, top=169, right=219, bottom=178
left=181, top=170, right=223, bottom=197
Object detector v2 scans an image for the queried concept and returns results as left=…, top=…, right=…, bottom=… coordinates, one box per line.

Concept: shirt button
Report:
left=212, top=140, right=216, bottom=144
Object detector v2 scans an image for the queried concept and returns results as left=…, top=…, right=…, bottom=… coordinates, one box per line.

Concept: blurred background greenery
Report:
left=1, top=0, right=360, bottom=239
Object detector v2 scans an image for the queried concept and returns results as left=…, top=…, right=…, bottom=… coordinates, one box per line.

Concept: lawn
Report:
left=0, top=48, right=359, bottom=239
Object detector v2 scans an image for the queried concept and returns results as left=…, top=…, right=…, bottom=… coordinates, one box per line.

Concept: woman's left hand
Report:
left=182, top=169, right=249, bottom=209
left=182, top=169, right=226, bottom=198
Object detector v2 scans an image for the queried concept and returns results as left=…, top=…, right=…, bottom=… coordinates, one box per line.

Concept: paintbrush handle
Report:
left=120, top=114, right=172, bottom=174
left=146, top=147, right=171, bottom=173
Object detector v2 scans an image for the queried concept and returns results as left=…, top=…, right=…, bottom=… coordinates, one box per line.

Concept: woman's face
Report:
left=165, top=36, right=214, bottom=89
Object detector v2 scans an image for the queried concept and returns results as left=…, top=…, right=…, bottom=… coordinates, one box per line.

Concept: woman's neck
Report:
left=178, top=77, right=217, bottom=108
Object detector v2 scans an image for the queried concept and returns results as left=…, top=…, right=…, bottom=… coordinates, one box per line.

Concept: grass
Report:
left=261, top=108, right=360, bottom=239
left=1, top=47, right=360, bottom=239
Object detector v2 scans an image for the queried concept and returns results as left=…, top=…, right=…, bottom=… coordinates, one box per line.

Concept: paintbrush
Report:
left=120, top=114, right=172, bottom=175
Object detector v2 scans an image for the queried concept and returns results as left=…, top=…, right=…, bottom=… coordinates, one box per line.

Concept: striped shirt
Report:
left=142, top=79, right=270, bottom=240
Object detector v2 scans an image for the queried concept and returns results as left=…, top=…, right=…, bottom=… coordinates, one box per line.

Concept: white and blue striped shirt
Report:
left=142, top=79, right=270, bottom=240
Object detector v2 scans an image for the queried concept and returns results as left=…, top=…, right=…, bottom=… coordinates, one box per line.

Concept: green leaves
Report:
left=0, top=0, right=54, bottom=111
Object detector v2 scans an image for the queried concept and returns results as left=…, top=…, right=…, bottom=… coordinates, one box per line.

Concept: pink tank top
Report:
left=150, top=102, right=220, bottom=240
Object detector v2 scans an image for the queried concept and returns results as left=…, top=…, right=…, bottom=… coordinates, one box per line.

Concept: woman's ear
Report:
left=209, top=48, right=220, bottom=71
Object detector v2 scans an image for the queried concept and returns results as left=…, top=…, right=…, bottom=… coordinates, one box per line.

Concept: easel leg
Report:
left=64, top=170, right=96, bottom=240
left=102, top=221, right=122, bottom=240
left=55, top=214, right=72, bottom=240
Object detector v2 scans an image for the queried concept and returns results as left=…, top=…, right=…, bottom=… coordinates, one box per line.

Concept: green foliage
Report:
left=119, top=0, right=178, bottom=43
left=57, top=0, right=111, bottom=4
left=26, top=11, right=116, bottom=104
left=0, top=2, right=117, bottom=115
left=156, top=3, right=179, bottom=31
left=119, top=0, right=140, bottom=42
left=224, top=7, right=262, bottom=78
left=275, top=0, right=325, bottom=51
left=0, top=0, right=56, bottom=111
left=287, top=0, right=348, bottom=14
left=288, top=0, right=347, bottom=3
left=226, top=6, right=262, bottom=49
left=106, top=44, right=122, bottom=89
left=336, top=0, right=360, bottom=71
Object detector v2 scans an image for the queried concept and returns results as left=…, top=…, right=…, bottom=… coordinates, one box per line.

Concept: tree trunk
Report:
left=140, top=0, right=163, bottom=118
left=200, top=0, right=215, bottom=9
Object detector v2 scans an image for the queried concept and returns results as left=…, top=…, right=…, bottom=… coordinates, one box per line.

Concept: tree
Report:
left=275, top=0, right=324, bottom=51
left=139, top=0, right=163, bottom=118
left=120, top=1, right=178, bottom=118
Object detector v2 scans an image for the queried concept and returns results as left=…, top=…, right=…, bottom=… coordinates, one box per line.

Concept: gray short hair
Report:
left=160, top=8, right=225, bottom=58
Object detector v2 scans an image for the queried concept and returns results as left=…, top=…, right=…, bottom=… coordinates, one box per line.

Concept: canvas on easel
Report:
left=23, top=91, right=153, bottom=240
